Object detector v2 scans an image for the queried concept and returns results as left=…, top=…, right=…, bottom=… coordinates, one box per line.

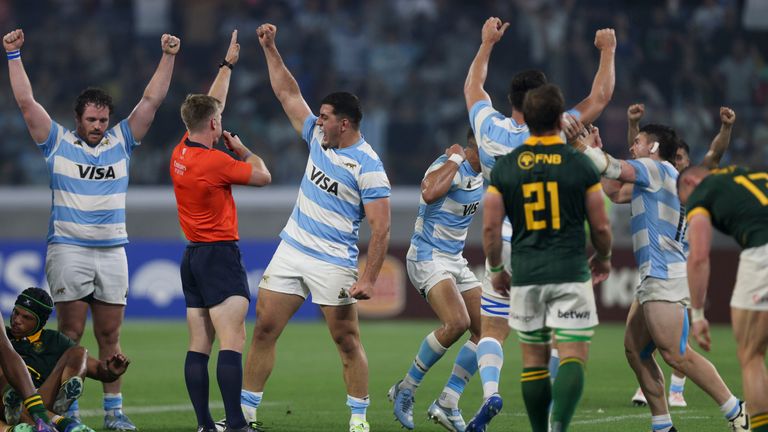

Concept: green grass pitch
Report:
left=73, top=320, right=744, bottom=431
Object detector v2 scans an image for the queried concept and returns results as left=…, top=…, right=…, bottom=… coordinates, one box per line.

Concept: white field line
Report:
left=78, top=401, right=280, bottom=417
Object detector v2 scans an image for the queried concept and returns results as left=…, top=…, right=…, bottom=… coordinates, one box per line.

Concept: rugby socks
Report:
left=476, top=337, right=504, bottom=399
left=185, top=351, right=215, bottom=429
left=401, top=332, right=447, bottom=391
left=669, top=373, right=685, bottom=394
left=520, top=367, right=551, bottom=432
left=52, top=414, right=78, bottom=431
left=103, top=392, right=123, bottom=412
left=346, top=395, right=370, bottom=423
left=651, top=414, right=674, bottom=431
left=218, top=350, right=247, bottom=429
left=548, top=348, right=560, bottom=382
left=720, top=395, right=740, bottom=419
left=241, top=389, right=263, bottom=423
left=439, top=340, right=478, bottom=409
left=752, top=413, right=768, bottom=431
left=551, top=358, right=585, bottom=432
left=23, top=393, right=47, bottom=423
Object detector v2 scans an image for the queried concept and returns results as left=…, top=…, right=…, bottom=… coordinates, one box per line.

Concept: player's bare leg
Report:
left=92, top=301, right=132, bottom=430
left=37, top=346, right=87, bottom=413
left=322, top=303, right=368, bottom=398
left=624, top=300, right=668, bottom=416
left=55, top=302, right=89, bottom=344
left=244, top=290, right=304, bottom=392
left=732, top=307, right=768, bottom=422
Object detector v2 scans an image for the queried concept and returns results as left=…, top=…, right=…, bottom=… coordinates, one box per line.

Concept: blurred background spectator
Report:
left=1, top=0, right=766, bottom=186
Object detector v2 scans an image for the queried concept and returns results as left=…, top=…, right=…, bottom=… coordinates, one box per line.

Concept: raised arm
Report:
left=421, top=145, right=465, bottom=204
left=573, top=29, right=616, bottom=124
left=464, top=17, right=509, bottom=111
left=585, top=186, right=612, bottom=284
left=208, top=30, right=240, bottom=110
left=127, top=33, right=180, bottom=141
left=627, top=103, right=644, bottom=148
left=700, top=106, right=735, bottom=169
left=4, top=29, right=52, bottom=143
left=222, top=131, right=271, bottom=187
left=349, top=198, right=391, bottom=300
left=686, top=212, right=714, bottom=351
left=572, top=121, right=639, bottom=185
left=257, top=23, right=312, bottom=134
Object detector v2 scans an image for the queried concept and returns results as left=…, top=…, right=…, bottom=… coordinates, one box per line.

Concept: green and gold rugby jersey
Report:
left=686, top=166, right=768, bottom=249
left=489, top=135, right=601, bottom=286
left=8, top=328, right=75, bottom=387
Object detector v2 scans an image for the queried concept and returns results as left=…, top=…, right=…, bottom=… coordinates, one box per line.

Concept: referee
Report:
left=170, top=31, right=271, bottom=432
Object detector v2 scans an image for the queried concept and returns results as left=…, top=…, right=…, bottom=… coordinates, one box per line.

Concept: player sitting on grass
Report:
left=0, top=288, right=130, bottom=432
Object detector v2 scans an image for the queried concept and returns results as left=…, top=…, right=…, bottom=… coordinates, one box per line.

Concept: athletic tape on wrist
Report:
left=448, top=153, right=465, bottom=165
left=690, top=308, right=705, bottom=322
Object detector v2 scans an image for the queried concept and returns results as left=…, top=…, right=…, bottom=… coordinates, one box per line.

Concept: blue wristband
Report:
left=6, top=50, right=20, bottom=60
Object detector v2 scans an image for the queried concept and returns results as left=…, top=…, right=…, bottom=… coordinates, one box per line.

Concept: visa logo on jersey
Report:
left=77, top=164, right=116, bottom=180
left=310, top=165, right=339, bottom=196
left=462, top=202, right=479, bottom=216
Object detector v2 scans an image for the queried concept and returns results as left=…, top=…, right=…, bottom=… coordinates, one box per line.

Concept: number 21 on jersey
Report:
left=523, top=181, right=560, bottom=230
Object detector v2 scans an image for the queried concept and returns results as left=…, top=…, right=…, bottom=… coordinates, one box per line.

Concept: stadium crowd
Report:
left=0, top=0, right=767, bottom=186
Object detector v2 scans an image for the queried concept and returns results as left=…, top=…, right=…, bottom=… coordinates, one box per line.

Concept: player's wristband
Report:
left=489, top=264, right=505, bottom=273
left=6, top=50, right=20, bottom=60
left=690, top=308, right=705, bottom=323
left=219, top=59, right=234, bottom=70
left=448, top=153, right=465, bottom=166
left=595, top=251, right=611, bottom=261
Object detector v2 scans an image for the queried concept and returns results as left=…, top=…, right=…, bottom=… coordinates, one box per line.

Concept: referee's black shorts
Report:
left=180, top=241, right=250, bottom=308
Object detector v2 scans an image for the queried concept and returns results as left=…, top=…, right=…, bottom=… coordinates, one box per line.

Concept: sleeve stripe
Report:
left=586, top=183, right=603, bottom=193
left=686, top=207, right=711, bottom=223
left=487, top=185, right=501, bottom=195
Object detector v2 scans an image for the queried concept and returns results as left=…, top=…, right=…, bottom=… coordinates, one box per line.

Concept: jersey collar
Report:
left=524, top=135, right=564, bottom=146
left=14, top=329, right=43, bottom=343
left=184, top=138, right=210, bottom=149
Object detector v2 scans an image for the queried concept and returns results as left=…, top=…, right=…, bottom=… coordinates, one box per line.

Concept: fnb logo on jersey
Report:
left=310, top=165, right=339, bottom=196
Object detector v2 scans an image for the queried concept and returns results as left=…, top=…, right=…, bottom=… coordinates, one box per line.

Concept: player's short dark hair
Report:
left=639, top=124, right=679, bottom=163
left=509, top=70, right=548, bottom=111
left=180, top=94, right=222, bottom=133
left=466, top=127, right=477, bottom=149
left=522, top=84, right=564, bottom=135
left=74, top=87, right=114, bottom=118
left=320, top=92, right=362, bottom=128
left=678, top=139, right=690, bottom=155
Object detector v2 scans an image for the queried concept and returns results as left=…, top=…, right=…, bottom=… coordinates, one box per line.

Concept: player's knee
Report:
left=94, top=326, right=120, bottom=348
left=737, top=343, right=765, bottom=365
left=252, top=320, right=280, bottom=342
left=658, top=347, right=685, bottom=370
left=332, top=330, right=361, bottom=355
left=443, top=314, right=471, bottom=339
left=66, top=346, right=88, bottom=363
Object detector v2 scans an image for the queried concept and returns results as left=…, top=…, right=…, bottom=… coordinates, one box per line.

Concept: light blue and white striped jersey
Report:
left=39, top=119, right=138, bottom=247
left=407, top=155, right=483, bottom=261
left=469, top=100, right=580, bottom=241
left=279, top=114, right=391, bottom=268
left=627, top=158, right=687, bottom=280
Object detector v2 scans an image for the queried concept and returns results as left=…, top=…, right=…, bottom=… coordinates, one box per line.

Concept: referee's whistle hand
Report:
left=222, top=130, right=242, bottom=152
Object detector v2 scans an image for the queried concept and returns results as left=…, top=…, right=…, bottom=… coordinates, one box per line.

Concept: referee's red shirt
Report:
left=170, top=133, right=252, bottom=242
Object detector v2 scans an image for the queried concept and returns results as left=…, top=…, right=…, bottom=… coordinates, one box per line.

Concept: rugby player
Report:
left=463, top=16, right=616, bottom=430
left=240, top=24, right=391, bottom=432
left=3, top=27, right=180, bottom=430
left=482, top=84, right=611, bottom=432
left=679, top=165, right=768, bottom=432
left=388, top=129, right=483, bottom=431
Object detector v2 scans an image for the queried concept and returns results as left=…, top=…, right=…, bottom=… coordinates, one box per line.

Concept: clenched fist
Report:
left=161, top=34, right=181, bottom=55
left=257, top=24, right=277, bottom=49
left=594, top=28, right=616, bottom=52
left=482, top=17, right=510, bottom=45
left=3, top=29, right=24, bottom=52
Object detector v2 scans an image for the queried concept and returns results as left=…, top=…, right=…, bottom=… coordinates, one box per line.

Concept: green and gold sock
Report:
left=752, top=412, right=768, bottom=432
left=521, top=367, right=551, bottom=432
left=23, top=393, right=48, bottom=423
left=551, top=358, right=585, bottom=432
